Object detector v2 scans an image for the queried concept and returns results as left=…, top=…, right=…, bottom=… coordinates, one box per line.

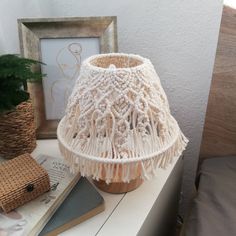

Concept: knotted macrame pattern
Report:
left=57, top=53, right=188, bottom=183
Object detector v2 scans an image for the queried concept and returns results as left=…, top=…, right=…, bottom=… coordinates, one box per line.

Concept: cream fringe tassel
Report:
left=58, top=118, right=188, bottom=184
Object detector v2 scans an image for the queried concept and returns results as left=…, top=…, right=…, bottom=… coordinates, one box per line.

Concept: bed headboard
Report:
left=200, top=5, right=236, bottom=160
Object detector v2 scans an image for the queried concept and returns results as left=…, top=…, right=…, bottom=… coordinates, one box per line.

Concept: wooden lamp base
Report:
left=93, top=178, right=143, bottom=194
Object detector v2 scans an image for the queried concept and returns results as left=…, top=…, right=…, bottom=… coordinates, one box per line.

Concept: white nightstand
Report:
left=32, top=140, right=183, bottom=236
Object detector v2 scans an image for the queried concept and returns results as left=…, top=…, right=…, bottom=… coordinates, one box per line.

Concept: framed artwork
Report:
left=18, top=17, right=118, bottom=139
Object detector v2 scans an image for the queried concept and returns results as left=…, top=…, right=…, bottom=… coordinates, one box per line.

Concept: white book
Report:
left=0, top=154, right=80, bottom=236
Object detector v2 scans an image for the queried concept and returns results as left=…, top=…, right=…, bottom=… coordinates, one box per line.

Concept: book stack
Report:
left=0, top=155, right=104, bottom=236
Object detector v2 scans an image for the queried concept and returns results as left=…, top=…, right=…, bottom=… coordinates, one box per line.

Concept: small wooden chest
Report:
left=0, top=153, right=50, bottom=213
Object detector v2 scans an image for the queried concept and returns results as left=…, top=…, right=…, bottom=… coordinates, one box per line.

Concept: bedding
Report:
left=184, top=156, right=236, bottom=236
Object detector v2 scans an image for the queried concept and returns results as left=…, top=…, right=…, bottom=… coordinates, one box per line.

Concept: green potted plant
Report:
left=0, top=54, right=44, bottom=159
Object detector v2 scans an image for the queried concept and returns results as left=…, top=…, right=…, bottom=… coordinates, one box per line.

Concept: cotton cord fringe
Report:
left=57, top=53, right=188, bottom=183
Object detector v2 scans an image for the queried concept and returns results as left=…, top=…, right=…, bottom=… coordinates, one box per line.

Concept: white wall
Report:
left=0, top=0, right=223, bottom=214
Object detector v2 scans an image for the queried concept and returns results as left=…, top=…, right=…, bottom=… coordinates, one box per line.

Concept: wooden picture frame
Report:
left=18, top=16, right=118, bottom=139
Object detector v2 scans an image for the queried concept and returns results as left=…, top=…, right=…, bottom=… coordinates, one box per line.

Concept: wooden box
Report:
left=0, top=153, right=50, bottom=213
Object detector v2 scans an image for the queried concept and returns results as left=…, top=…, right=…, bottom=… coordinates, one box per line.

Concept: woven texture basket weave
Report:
left=0, top=153, right=50, bottom=213
left=0, top=100, right=36, bottom=159
left=58, top=53, right=188, bottom=184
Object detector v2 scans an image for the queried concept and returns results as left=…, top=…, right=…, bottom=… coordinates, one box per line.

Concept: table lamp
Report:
left=57, top=53, right=188, bottom=193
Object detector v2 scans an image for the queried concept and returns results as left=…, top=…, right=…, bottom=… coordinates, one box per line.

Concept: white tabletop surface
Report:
left=32, top=139, right=180, bottom=236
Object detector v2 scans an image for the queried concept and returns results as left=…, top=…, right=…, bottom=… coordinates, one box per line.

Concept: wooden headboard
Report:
left=200, top=5, right=236, bottom=160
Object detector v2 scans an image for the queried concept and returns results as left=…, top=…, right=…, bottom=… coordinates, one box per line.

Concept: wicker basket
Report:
left=0, top=100, right=36, bottom=159
left=0, top=153, right=50, bottom=213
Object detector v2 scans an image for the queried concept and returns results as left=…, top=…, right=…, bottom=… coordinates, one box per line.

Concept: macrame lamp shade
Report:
left=57, top=53, right=188, bottom=193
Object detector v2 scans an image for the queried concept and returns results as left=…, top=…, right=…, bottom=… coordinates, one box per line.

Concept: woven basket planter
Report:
left=0, top=100, right=36, bottom=159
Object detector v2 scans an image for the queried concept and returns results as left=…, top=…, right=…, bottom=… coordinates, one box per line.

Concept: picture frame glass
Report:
left=40, top=37, right=100, bottom=120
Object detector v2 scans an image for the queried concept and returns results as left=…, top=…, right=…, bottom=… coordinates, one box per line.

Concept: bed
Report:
left=183, top=4, right=236, bottom=236
left=184, top=156, right=236, bottom=236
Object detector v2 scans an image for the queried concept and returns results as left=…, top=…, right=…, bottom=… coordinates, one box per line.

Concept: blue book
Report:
left=39, top=177, right=104, bottom=236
